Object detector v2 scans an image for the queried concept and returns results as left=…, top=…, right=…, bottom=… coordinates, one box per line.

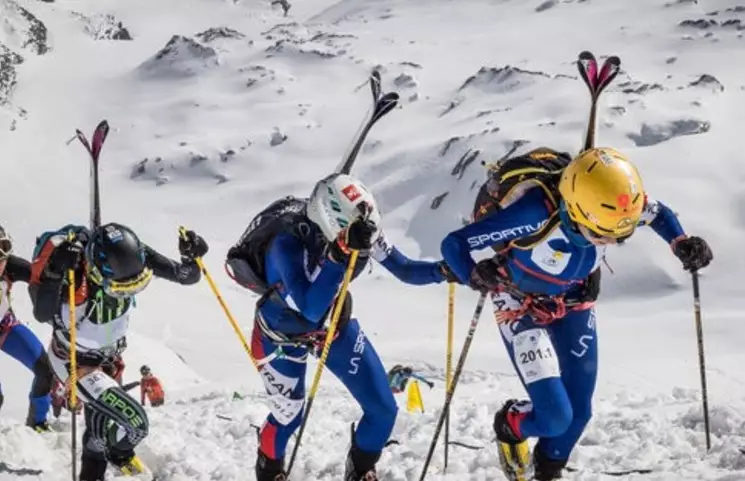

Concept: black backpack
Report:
left=472, top=147, right=573, bottom=252
left=226, top=196, right=309, bottom=296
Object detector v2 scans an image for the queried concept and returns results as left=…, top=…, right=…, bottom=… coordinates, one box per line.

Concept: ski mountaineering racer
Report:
left=0, top=225, right=54, bottom=431
left=225, top=173, right=456, bottom=481
left=440, top=147, right=713, bottom=481
left=28, top=222, right=208, bottom=481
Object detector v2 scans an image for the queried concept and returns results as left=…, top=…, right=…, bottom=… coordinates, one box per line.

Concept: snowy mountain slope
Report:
left=0, top=0, right=743, bottom=479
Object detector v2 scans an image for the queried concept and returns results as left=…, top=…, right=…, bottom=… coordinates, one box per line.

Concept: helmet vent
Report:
left=571, top=174, right=577, bottom=191
left=600, top=203, right=616, bottom=210
left=586, top=161, right=598, bottom=173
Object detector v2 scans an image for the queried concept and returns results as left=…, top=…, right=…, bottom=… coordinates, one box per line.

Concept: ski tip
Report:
left=578, top=50, right=595, bottom=60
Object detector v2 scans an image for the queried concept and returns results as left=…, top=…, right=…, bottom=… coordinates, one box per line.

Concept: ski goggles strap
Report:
left=102, top=268, right=154, bottom=299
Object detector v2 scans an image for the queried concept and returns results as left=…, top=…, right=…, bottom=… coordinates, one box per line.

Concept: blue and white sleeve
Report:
left=638, top=195, right=686, bottom=244
left=440, top=190, right=552, bottom=284
left=266, top=234, right=346, bottom=324
left=370, top=231, right=445, bottom=285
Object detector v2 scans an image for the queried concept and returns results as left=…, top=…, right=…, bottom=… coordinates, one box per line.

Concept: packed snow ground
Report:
left=0, top=0, right=744, bottom=479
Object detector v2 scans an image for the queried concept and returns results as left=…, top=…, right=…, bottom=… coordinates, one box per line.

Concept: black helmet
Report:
left=85, top=223, right=153, bottom=298
left=140, top=365, right=151, bottom=376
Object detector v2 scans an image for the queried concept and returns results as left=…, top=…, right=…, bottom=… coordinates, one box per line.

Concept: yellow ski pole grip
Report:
left=178, top=226, right=257, bottom=370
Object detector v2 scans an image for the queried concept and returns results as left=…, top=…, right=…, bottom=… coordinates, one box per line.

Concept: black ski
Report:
left=335, top=70, right=399, bottom=175
left=71, top=120, right=109, bottom=481
left=75, top=120, right=110, bottom=230
left=576, top=51, right=621, bottom=151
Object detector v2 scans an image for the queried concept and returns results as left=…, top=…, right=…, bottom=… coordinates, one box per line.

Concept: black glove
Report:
left=328, top=216, right=378, bottom=263
left=46, top=240, right=84, bottom=277
left=437, top=261, right=460, bottom=283
left=577, top=268, right=601, bottom=304
left=343, top=216, right=377, bottom=251
left=673, top=236, right=713, bottom=272
left=468, top=258, right=504, bottom=292
left=179, top=230, right=209, bottom=261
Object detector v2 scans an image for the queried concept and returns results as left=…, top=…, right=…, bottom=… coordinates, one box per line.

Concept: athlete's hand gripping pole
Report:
left=178, top=226, right=258, bottom=371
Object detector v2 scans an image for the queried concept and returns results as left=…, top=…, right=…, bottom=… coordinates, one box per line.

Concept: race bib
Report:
left=260, top=364, right=303, bottom=425
left=268, top=395, right=305, bottom=426
left=78, top=370, right=119, bottom=401
left=512, top=329, right=560, bottom=384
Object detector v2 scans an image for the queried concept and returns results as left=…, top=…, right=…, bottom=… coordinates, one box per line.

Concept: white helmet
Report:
left=306, top=173, right=381, bottom=242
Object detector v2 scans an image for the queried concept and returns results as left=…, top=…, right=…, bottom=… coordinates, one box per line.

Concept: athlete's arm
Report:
left=5, top=255, right=31, bottom=283
left=638, top=196, right=685, bottom=243
left=370, top=231, right=445, bottom=285
left=144, top=245, right=201, bottom=285
left=441, top=189, right=551, bottom=284
left=266, top=233, right=346, bottom=324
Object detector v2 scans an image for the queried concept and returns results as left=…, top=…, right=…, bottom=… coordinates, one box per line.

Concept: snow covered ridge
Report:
left=0, top=0, right=48, bottom=125
left=0, top=0, right=743, bottom=479
left=70, top=12, right=133, bottom=41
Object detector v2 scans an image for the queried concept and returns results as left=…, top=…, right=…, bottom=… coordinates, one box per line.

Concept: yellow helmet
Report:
left=558, top=147, right=645, bottom=238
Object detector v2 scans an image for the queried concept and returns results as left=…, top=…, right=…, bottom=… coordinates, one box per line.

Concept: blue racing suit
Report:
left=0, top=256, right=52, bottom=427
left=440, top=187, right=686, bottom=461
left=251, top=222, right=445, bottom=461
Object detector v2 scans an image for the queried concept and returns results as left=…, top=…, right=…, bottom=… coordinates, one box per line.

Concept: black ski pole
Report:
left=692, top=270, right=711, bottom=451
left=419, top=292, right=487, bottom=481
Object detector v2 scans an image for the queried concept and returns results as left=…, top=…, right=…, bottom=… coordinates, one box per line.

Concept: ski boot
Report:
left=117, top=456, right=146, bottom=476
left=28, top=421, right=52, bottom=433
left=255, top=449, right=287, bottom=481
left=26, top=395, right=52, bottom=433
left=109, top=450, right=146, bottom=477
left=533, top=447, right=568, bottom=481
left=494, top=399, right=533, bottom=481
left=343, top=436, right=381, bottom=481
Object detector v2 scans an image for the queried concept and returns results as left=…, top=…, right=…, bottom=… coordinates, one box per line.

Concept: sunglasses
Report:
left=577, top=224, right=633, bottom=245
left=87, top=262, right=154, bottom=299
left=0, top=235, right=12, bottom=260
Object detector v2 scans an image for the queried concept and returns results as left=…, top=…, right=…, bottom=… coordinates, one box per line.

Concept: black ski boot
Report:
left=25, top=395, right=52, bottom=432
left=80, top=451, right=108, bottom=481
left=494, top=399, right=533, bottom=481
left=344, top=437, right=381, bottom=481
left=533, top=446, right=568, bottom=481
left=255, top=449, right=287, bottom=481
